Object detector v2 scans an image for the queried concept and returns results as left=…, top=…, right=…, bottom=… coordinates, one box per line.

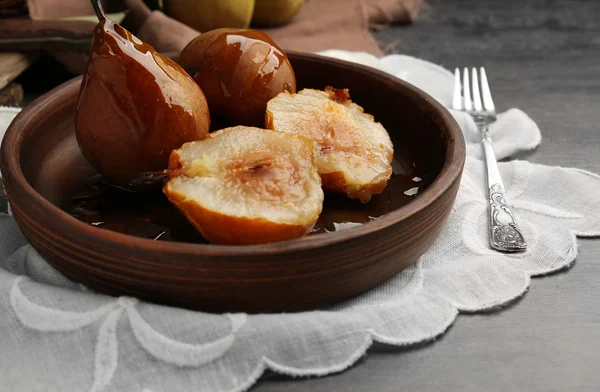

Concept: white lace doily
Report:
left=1, top=53, right=599, bottom=392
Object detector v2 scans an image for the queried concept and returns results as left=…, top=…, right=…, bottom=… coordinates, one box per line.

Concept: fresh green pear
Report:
left=251, top=0, right=303, bottom=27
left=164, top=0, right=255, bottom=32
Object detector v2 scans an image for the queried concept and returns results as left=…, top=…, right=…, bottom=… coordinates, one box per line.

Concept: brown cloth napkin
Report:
left=26, top=0, right=422, bottom=72
left=263, top=0, right=391, bottom=56
left=364, top=0, right=422, bottom=25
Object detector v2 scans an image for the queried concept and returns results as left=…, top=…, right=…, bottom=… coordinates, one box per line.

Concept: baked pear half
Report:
left=266, top=87, right=394, bottom=203
left=163, top=126, right=324, bottom=245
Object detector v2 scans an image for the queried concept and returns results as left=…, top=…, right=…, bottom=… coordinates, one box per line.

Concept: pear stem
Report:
left=91, top=0, right=106, bottom=21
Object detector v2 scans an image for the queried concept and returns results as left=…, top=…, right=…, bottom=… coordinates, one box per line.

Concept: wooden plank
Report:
left=0, top=82, right=23, bottom=106
left=0, top=18, right=95, bottom=52
left=0, top=52, right=36, bottom=91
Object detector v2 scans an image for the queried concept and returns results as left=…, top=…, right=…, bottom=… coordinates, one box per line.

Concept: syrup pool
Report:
left=70, top=157, right=430, bottom=243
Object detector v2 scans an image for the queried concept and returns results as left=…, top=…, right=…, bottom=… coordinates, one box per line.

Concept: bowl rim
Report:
left=1, top=51, right=465, bottom=257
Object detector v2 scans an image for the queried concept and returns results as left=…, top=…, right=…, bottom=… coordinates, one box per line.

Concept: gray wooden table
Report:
left=256, top=1, right=600, bottom=390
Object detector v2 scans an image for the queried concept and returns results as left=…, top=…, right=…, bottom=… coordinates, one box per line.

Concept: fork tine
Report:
left=480, top=67, right=495, bottom=111
left=462, top=68, right=472, bottom=111
left=452, top=68, right=462, bottom=110
left=471, top=67, right=482, bottom=111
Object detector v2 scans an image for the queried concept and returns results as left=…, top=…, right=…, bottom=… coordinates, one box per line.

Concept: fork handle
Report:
left=480, top=126, right=527, bottom=252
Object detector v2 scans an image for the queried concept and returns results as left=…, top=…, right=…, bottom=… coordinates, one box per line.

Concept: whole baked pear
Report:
left=179, top=28, right=296, bottom=128
left=75, top=0, right=210, bottom=188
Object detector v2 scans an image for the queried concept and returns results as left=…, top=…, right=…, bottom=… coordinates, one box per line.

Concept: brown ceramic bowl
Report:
left=1, top=52, right=465, bottom=313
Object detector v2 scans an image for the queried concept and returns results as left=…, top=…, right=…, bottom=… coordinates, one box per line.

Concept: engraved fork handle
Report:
left=479, top=124, right=527, bottom=252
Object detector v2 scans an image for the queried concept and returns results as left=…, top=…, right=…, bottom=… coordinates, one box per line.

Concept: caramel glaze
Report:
left=69, top=156, right=430, bottom=243
left=75, top=18, right=209, bottom=188
left=179, top=29, right=296, bottom=128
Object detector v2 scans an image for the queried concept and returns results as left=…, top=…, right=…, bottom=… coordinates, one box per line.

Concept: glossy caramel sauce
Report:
left=70, top=157, right=430, bottom=243
left=208, top=33, right=285, bottom=95
left=179, top=29, right=296, bottom=127
left=75, top=18, right=207, bottom=187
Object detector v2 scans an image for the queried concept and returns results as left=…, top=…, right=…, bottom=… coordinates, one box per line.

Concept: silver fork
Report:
left=453, top=67, right=527, bottom=252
